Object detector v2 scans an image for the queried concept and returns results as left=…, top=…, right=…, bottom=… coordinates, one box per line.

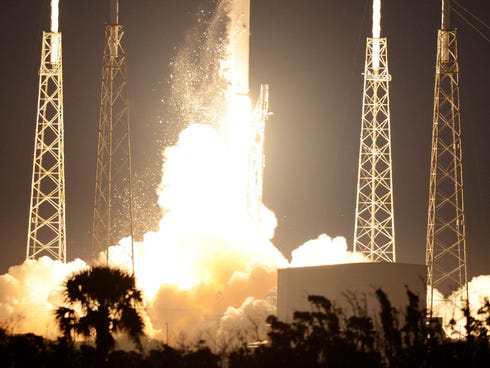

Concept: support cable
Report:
left=451, top=1, right=490, bottom=42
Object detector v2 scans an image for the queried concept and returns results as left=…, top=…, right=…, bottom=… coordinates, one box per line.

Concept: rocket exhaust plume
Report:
left=372, top=0, right=381, bottom=69
left=50, top=0, right=60, bottom=63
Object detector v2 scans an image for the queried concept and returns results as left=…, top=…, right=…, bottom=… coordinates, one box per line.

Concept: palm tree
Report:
left=55, top=266, right=145, bottom=365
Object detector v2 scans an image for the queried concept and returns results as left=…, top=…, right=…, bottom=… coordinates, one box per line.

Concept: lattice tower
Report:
left=91, top=4, right=134, bottom=273
left=26, top=32, right=66, bottom=262
left=353, top=37, right=396, bottom=262
left=247, top=84, right=270, bottom=221
left=426, top=7, right=468, bottom=322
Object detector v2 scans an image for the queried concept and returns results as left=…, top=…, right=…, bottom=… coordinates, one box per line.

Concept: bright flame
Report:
left=372, top=0, right=381, bottom=69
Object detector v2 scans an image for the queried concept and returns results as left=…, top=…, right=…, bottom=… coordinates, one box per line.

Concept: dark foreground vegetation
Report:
left=1, top=267, right=489, bottom=367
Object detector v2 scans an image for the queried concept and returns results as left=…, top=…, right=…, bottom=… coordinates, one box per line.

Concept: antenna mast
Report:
left=426, top=0, right=468, bottom=328
left=26, top=0, right=66, bottom=262
left=91, top=0, right=135, bottom=274
left=353, top=0, right=396, bottom=262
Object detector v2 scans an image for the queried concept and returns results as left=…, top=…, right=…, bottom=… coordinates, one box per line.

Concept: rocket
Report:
left=227, top=0, right=251, bottom=96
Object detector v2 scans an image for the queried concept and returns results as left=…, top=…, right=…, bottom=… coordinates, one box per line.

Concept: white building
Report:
left=277, top=262, right=427, bottom=322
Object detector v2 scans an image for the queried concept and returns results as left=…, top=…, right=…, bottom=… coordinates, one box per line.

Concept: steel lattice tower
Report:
left=91, top=0, right=134, bottom=273
left=426, top=0, right=468, bottom=321
left=247, top=84, right=270, bottom=221
left=26, top=29, right=66, bottom=263
left=353, top=34, right=396, bottom=263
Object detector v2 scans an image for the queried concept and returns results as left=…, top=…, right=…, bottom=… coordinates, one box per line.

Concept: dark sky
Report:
left=0, top=0, right=488, bottom=278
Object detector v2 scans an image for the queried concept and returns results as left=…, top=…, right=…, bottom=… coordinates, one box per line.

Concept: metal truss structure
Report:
left=26, top=32, right=66, bottom=262
left=247, top=84, right=270, bottom=221
left=354, top=37, right=396, bottom=262
left=426, top=28, right=468, bottom=321
left=91, top=18, right=135, bottom=274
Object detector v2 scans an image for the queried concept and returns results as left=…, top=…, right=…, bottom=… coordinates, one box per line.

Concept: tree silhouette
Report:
left=55, top=266, right=145, bottom=366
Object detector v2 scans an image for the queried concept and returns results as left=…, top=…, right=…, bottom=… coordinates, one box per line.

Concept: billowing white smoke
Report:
left=433, top=275, right=490, bottom=336
left=130, top=122, right=287, bottom=343
left=209, top=290, right=277, bottom=352
left=0, top=257, right=86, bottom=337
left=50, top=0, right=60, bottom=63
left=290, top=234, right=368, bottom=267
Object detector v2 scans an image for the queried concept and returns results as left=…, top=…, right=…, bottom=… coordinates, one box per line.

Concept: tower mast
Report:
left=26, top=0, right=66, bottom=262
left=426, top=0, right=468, bottom=324
left=91, top=0, right=135, bottom=273
left=353, top=0, right=396, bottom=262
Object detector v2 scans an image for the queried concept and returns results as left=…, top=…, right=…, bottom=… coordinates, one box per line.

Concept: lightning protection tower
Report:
left=26, top=2, right=66, bottom=262
left=91, top=0, right=135, bottom=273
left=247, top=84, right=270, bottom=221
left=426, top=0, right=468, bottom=323
left=353, top=0, right=396, bottom=262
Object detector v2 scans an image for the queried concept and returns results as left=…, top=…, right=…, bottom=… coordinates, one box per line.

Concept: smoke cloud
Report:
left=290, top=234, right=368, bottom=267
left=0, top=257, right=85, bottom=337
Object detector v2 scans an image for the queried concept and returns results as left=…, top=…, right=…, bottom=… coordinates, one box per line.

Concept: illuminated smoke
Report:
left=372, top=0, right=381, bottom=69
left=0, top=257, right=86, bottom=336
left=290, top=234, right=368, bottom=267
left=126, top=121, right=286, bottom=342
left=208, top=290, right=277, bottom=352
left=432, top=275, right=490, bottom=336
